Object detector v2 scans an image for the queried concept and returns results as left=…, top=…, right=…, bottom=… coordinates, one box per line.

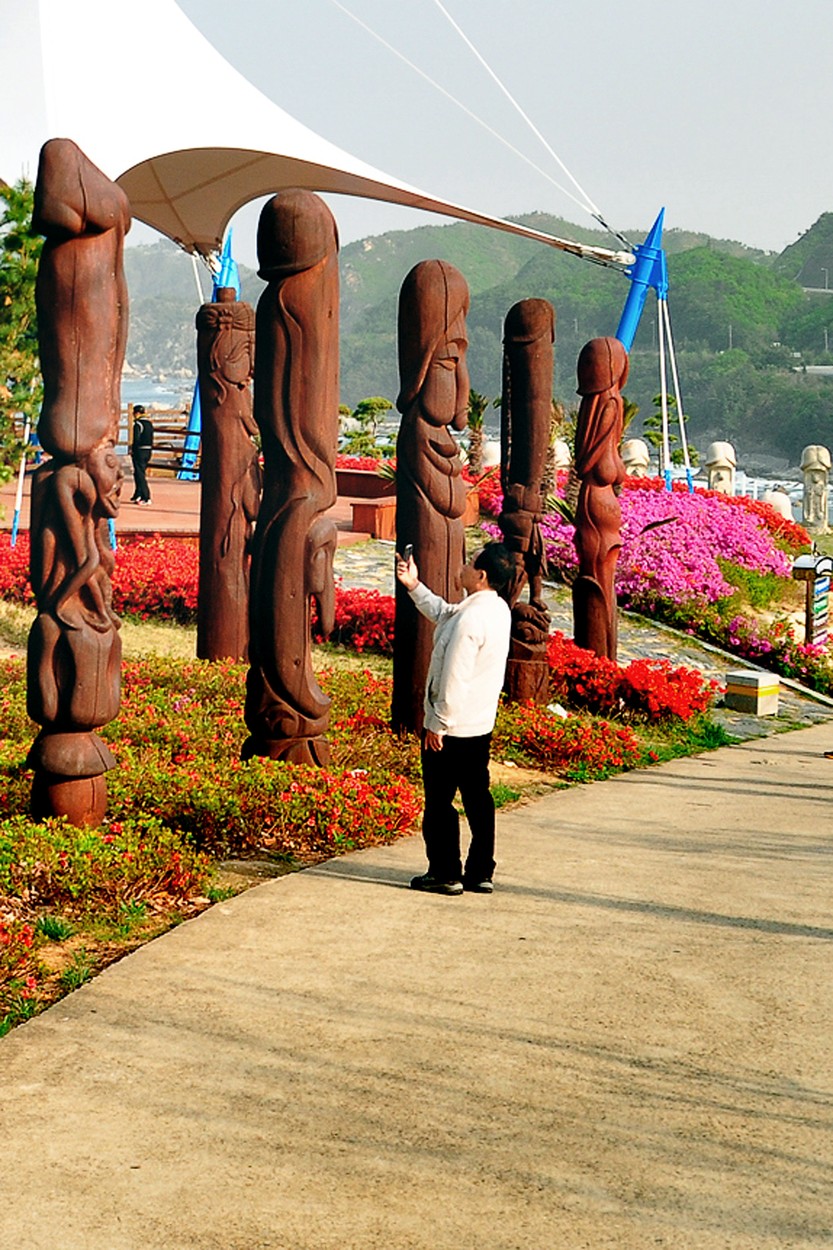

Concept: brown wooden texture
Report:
left=27, top=139, right=130, bottom=824
left=392, top=260, right=470, bottom=734
left=499, top=299, right=554, bottom=704
left=195, top=289, right=260, bottom=661
left=571, top=336, right=629, bottom=662
left=243, top=191, right=339, bottom=767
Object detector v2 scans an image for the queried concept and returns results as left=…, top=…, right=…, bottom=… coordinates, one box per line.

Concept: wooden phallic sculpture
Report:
left=242, top=191, right=338, bottom=766
left=498, top=299, right=554, bottom=704
left=27, top=138, right=131, bottom=826
left=572, top=336, right=629, bottom=662
left=196, top=288, right=260, bottom=661
left=392, top=260, right=470, bottom=734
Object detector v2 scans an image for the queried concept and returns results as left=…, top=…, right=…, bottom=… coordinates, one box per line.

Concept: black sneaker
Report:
left=463, top=878, right=494, bottom=894
left=410, top=873, right=463, bottom=896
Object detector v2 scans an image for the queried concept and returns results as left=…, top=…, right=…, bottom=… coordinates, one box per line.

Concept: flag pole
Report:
left=10, top=416, right=31, bottom=548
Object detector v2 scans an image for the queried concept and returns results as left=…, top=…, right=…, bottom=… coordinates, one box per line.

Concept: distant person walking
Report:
left=130, top=405, right=154, bottom=504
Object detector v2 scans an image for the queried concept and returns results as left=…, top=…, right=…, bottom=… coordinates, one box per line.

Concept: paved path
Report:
left=2, top=723, right=832, bottom=1249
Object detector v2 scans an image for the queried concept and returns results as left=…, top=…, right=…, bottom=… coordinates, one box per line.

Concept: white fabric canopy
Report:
left=1, top=0, right=633, bottom=265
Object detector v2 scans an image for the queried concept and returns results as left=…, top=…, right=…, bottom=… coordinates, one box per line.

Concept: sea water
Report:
left=121, top=376, right=195, bottom=410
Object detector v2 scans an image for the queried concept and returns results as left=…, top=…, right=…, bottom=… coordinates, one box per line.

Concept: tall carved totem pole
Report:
left=498, top=299, right=554, bottom=704
left=196, top=287, right=261, bottom=661
left=392, top=260, right=470, bottom=734
left=242, top=191, right=339, bottom=766
left=27, top=139, right=130, bottom=826
left=572, top=336, right=629, bottom=662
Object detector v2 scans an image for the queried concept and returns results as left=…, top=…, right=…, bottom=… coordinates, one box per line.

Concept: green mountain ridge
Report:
left=123, top=211, right=833, bottom=465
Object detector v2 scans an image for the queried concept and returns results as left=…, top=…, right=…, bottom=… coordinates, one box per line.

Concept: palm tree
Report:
left=543, top=399, right=566, bottom=497
left=466, top=389, right=489, bottom=475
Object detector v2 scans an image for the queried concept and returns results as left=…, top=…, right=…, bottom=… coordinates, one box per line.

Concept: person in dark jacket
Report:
left=130, top=405, right=154, bottom=504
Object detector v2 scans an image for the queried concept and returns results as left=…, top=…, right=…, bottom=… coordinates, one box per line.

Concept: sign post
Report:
left=791, top=554, right=833, bottom=645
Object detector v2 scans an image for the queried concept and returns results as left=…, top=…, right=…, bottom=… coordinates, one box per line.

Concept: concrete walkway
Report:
left=2, top=723, right=833, bottom=1249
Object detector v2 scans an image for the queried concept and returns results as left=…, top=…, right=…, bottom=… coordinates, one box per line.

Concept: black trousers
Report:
left=131, top=449, right=151, bottom=501
left=420, top=732, right=495, bottom=882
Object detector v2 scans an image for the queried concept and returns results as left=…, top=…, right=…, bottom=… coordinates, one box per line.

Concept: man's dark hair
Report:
left=474, top=542, right=513, bottom=592
left=133, top=404, right=145, bottom=415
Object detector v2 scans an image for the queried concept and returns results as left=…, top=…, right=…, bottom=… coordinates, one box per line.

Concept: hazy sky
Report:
left=163, top=0, right=833, bottom=266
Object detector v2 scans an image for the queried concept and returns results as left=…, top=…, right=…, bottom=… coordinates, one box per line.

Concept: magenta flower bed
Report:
left=484, top=479, right=795, bottom=611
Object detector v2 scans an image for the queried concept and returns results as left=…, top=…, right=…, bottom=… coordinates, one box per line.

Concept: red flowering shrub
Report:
left=475, top=466, right=503, bottom=516
left=0, top=915, right=37, bottom=1021
left=494, top=703, right=644, bottom=780
left=546, top=631, right=717, bottom=722
left=0, top=533, right=34, bottom=604
left=269, top=767, right=421, bottom=856
left=336, top=454, right=394, bottom=472
left=477, top=467, right=569, bottom=519
left=618, top=656, right=718, bottom=720
left=112, top=536, right=200, bottom=623
left=0, top=815, right=209, bottom=915
left=103, top=660, right=421, bottom=856
left=0, top=534, right=201, bottom=623
left=315, top=587, right=396, bottom=654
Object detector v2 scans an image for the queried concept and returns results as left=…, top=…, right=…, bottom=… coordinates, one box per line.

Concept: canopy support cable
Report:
left=328, top=0, right=603, bottom=224
left=661, top=299, right=693, bottom=491
left=429, top=0, right=598, bottom=215
left=429, top=0, right=630, bottom=249
left=656, top=292, right=672, bottom=491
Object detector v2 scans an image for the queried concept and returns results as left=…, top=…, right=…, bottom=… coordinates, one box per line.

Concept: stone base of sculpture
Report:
left=505, top=649, right=549, bottom=705
left=27, top=729, right=115, bottom=826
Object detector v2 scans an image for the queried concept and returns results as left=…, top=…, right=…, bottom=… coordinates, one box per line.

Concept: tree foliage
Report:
left=339, top=395, right=395, bottom=457
left=641, top=394, right=700, bottom=467
left=0, top=178, right=42, bottom=482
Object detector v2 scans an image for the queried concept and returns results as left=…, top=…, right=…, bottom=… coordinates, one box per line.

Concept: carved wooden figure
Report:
left=242, top=191, right=339, bottom=766
left=27, top=139, right=130, bottom=826
left=572, top=336, right=629, bottom=662
left=392, top=260, right=470, bottom=734
left=498, top=299, right=554, bottom=704
left=196, top=288, right=260, bottom=661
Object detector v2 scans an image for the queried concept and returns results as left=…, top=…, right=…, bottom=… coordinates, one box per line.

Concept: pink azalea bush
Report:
left=480, top=472, right=833, bottom=689
left=485, top=483, right=794, bottom=612
left=616, top=488, right=792, bottom=612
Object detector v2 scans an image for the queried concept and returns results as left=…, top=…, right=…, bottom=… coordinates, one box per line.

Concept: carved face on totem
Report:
left=85, top=443, right=123, bottom=517
left=396, top=259, right=470, bottom=430
left=419, top=306, right=470, bottom=431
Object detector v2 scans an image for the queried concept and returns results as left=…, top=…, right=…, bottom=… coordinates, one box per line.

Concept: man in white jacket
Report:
left=396, top=543, right=513, bottom=895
